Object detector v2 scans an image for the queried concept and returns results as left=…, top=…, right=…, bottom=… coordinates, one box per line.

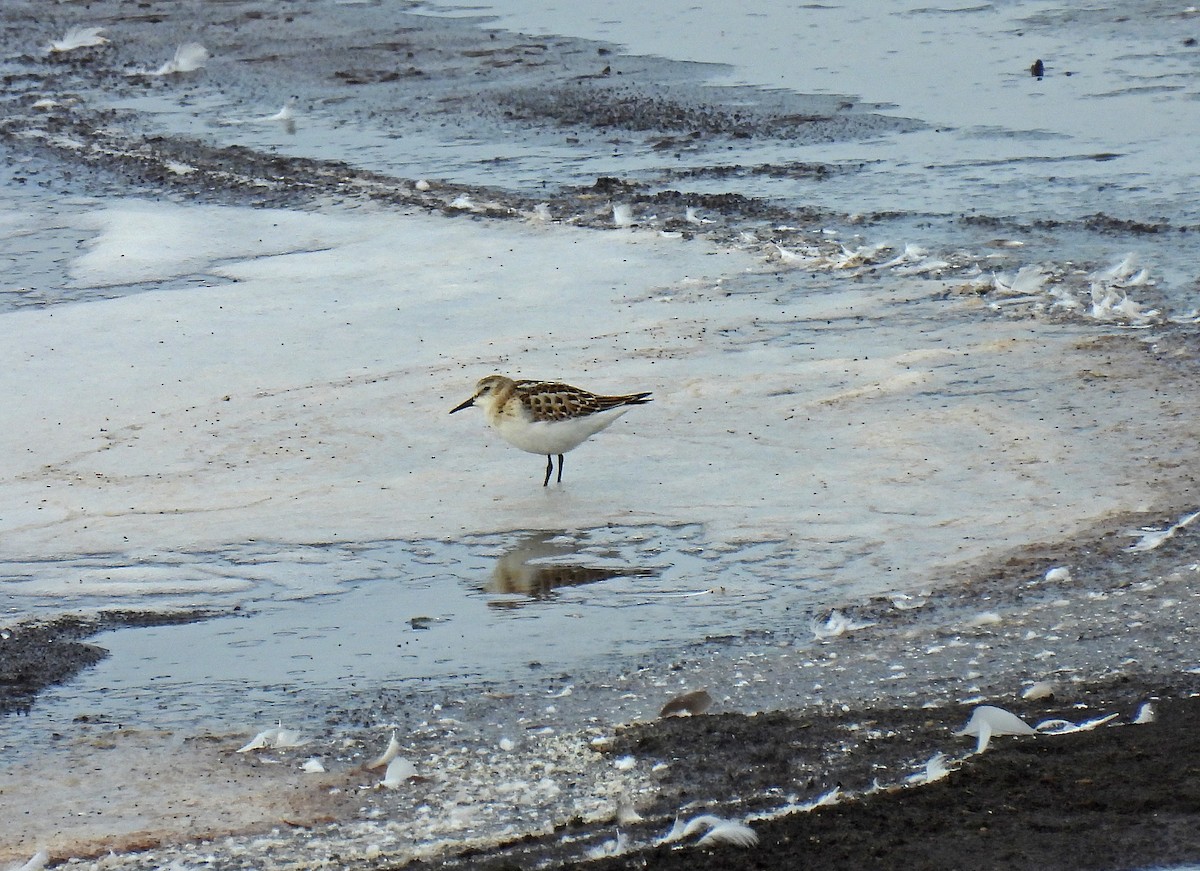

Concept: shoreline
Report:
left=415, top=683, right=1200, bottom=871
left=3, top=0, right=1200, bottom=866
left=3, top=508, right=1200, bottom=865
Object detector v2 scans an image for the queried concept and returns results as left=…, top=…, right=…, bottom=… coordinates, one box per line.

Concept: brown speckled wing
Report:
left=515, top=381, right=651, bottom=422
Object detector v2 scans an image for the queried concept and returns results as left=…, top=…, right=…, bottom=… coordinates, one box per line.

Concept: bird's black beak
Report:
left=449, top=395, right=476, bottom=414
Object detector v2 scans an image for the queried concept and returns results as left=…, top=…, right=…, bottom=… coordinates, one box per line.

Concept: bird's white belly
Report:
left=491, top=407, right=631, bottom=455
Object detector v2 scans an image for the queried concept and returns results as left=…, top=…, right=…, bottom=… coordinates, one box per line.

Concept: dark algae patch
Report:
left=405, top=684, right=1200, bottom=871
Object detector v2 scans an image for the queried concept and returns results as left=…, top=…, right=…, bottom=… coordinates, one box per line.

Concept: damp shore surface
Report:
left=1, top=0, right=1200, bottom=868
left=5, top=521, right=1200, bottom=869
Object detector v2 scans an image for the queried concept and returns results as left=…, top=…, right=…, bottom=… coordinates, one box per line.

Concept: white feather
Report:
left=678, top=815, right=759, bottom=848
left=586, top=831, right=629, bottom=859
left=1021, top=681, right=1056, bottom=701
left=380, top=756, right=417, bottom=788
left=1129, top=509, right=1200, bottom=552
left=1093, top=252, right=1138, bottom=282
left=488, top=401, right=637, bottom=456
left=697, top=820, right=758, bottom=848
left=656, top=817, right=688, bottom=845
left=48, top=26, right=108, bottom=53
left=812, top=609, right=874, bottom=639
left=1033, top=718, right=1074, bottom=732
left=830, top=242, right=889, bottom=269
left=523, top=203, right=552, bottom=222
left=772, top=242, right=820, bottom=265
left=1133, top=702, right=1155, bottom=724
left=681, top=815, right=724, bottom=838
left=1076, top=713, right=1120, bottom=731
left=9, top=851, right=49, bottom=871
left=797, top=785, right=841, bottom=811
left=992, top=264, right=1047, bottom=296
left=955, top=705, right=1035, bottom=754
left=908, top=751, right=953, bottom=784
left=366, top=731, right=401, bottom=769
left=615, top=799, right=643, bottom=825
left=1089, top=283, right=1156, bottom=322
left=612, top=203, right=634, bottom=227
left=150, top=42, right=209, bottom=76
left=879, top=243, right=928, bottom=268
left=889, top=592, right=927, bottom=611
left=237, top=722, right=307, bottom=752
left=747, top=785, right=842, bottom=822
left=223, top=98, right=298, bottom=132
left=237, top=727, right=280, bottom=753
left=1036, top=712, right=1119, bottom=734
left=261, top=100, right=296, bottom=123
left=273, top=728, right=308, bottom=748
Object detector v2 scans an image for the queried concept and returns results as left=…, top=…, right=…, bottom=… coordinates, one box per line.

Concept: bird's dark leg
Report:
left=557, top=453, right=564, bottom=483
left=543, top=455, right=553, bottom=487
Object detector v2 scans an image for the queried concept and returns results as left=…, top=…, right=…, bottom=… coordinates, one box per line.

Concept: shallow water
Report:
left=429, top=0, right=1200, bottom=306
left=11, top=526, right=774, bottom=736
left=442, top=0, right=1200, bottom=218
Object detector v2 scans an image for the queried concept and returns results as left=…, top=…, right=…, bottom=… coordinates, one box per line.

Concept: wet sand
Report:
left=3, top=0, right=1200, bottom=867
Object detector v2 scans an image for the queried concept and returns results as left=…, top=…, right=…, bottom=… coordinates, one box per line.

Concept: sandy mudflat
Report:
left=2, top=0, right=1200, bottom=868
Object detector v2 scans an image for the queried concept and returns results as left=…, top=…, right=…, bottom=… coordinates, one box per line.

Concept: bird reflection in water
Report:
left=485, top=531, right=655, bottom=608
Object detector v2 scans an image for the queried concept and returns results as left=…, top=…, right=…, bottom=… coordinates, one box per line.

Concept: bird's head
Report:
left=450, top=374, right=513, bottom=414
